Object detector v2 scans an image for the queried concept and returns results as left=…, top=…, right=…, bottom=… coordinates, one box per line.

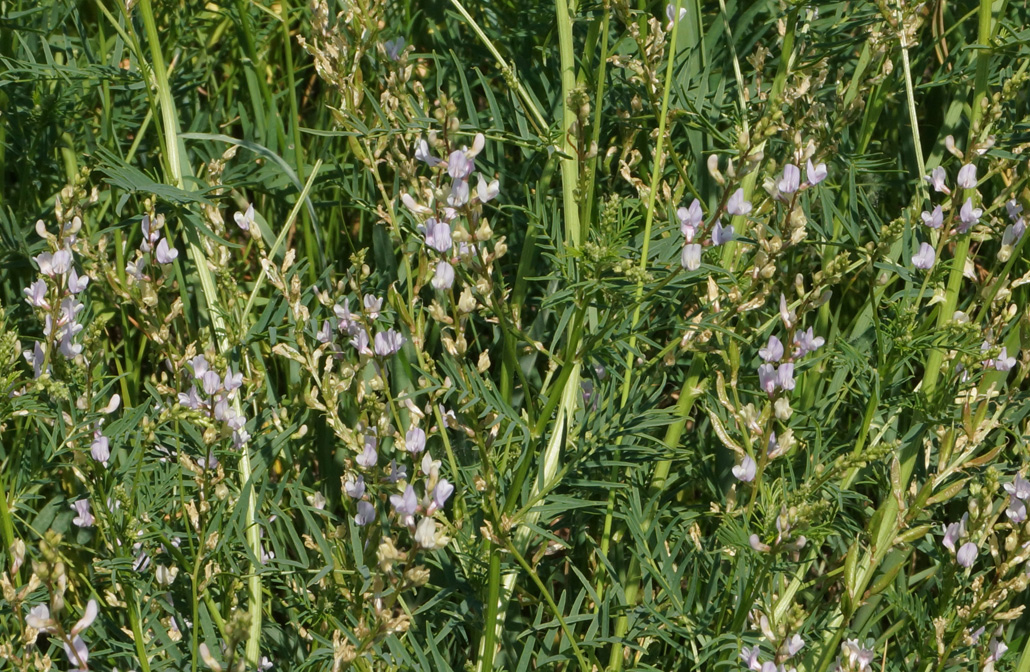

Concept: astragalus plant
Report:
left=2, top=0, right=1030, bottom=671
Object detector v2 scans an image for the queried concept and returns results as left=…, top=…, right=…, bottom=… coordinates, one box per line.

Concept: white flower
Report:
left=432, top=260, right=455, bottom=290
left=414, top=516, right=439, bottom=549
left=233, top=204, right=255, bottom=231
left=476, top=174, right=500, bottom=203
left=732, top=456, right=756, bottom=482
left=727, top=188, right=752, bottom=216
left=680, top=243, right=702, bottom=271
left=805, top=158, right=827, bottom=186
left=777, top=164, right=801, bottom=195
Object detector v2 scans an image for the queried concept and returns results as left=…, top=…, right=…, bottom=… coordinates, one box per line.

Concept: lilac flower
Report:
left=447, top=179, right=470, bottom=207
left=956, top=541, right=978, bottom=568
left=758, top=363, right=778, bottom=395
left=432, top=260, right=455, bottom=290
left=477, top=174, right=500, bottom=203
left=125, top=259, right=144, bottom=281
left=384, top=37, right=405, bottom=61
left=385, top=459, right=407, bottom=483
left=432, top=479, right=454, bottom=511
left=334, top=299, right=359, bottom=335
left=677, top=199, right=703, bottom=240
left=1006, top=199, right=1024, bottom=221
left=24, top=341, right=47, bottom=379
left=356, top=437, right=378, bottom=468
left=234, top=204, right=255, bottom=231
left=71, top=500, right=94, bottom=528
left=350, top=329, right=372, bottom=356
left=779, top=294, right=795, bottom=329
left=91, top=429, right=110, bottom=467
left=912, top=242, right=935, bottom=270
left=224, top=369, right=243, bottom=392
left=425, top=219, right=454, bottom=253
left=141, top=214, right=161, bottom=251
left=711, top=220, right=734, bottom=245
left=1003, top=220, right=1026, bottom=247
left=344, top=475, right=365, bottom=499
left=920, top=205, right=943, bottom=229
left=447, top=150, right=475, bottom=180
left=178, top=386, right=203, bottom=410
left=1006, top=498, right=1027, bottom=523
left=665, top=2, right=687, bottom=27
left=406, top=427, right=427, bottom=454
left=956, top=163, right=977, bottom=189
left=190, top=355, right=210, bottom=379
left=374, top=329, right=404, bottom=356
left=354, top=501, right=375, bottom=526
left=941, top=517, right=964, bottom=553
left=415, top=139, right=442, bottom=166
left=64, top=599, right=98, bottom=670
left=806, top=158, right=827, bottom=186
left=767, top=431, right=784, bottom=459
left=793, top=327, right=825, bottom=357
left=390, top=485, right=418, bottom=526
left=36, top=249, right=73, bottom=277
left=759, top=336, right=784, bottom=362
left=202, top=370, right=221, bottom=396
left=776, top=362, right=795, bottom=391
left=732, top=456, right=756, bottom=482
left=739, top=646, right=762, bottom=672
left=924, top=167, right=949, bottom=194
left=727, top=188, right=752, bottom=216
left=363, top=294, right=383, bottom=319
left=24, top=279, right=49, bottom=308
left=778, top=164, right=801, bottom=195
left=841, top=639, right=874, bottom=671
left=957, top=197, right=982, bottom=232
left=414, top=516, right=438, bottom=548
left=67, top=268, right=89, bottom=294
left=1004, top=474, right=1030, bottom=500
left=989, top=637, right=1008, bottom=663
left=993, top=347, right=1017, bottom=371
left=785, top=634, right=805, bottom=657
left=681, top=243, right=702, bottom=271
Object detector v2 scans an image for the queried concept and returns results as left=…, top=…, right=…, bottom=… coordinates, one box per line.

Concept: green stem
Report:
left=556, top=0, right=583, bottom=249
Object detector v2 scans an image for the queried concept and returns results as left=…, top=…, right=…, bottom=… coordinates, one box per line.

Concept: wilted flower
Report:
left=727, top=188, right=752, bottom=216
left=920, top=205, right=943, bottom=229
left=912, top=242, right=935, bottom=270
left=956, top=163, right=977, bottom=189
left=681, top=243, right=702, bottom=271
left=924, top=166, right=949, bottom=194
left=778, top=164, right=801, bottom=195
left=732, top=456, right=756, bottom=482
left=806, top=158, right=827, bottom=186
left=749, top=534, right=771, bottom=552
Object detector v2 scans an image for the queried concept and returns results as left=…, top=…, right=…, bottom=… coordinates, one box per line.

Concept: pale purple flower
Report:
left=189, top=355, right=210, bottom=379
left=727, top=188, right=752, bottom=216
left=350, top=329, right=372, bottom=356
left=363, top=294, right=383, bottom=319
left=24, top=341, right=47, bottom=379
left=1004, top=474, right=1030, bottom=500
left=956, top=163, right=977, bottom=189
left=384, top=37, right=404, bottom=61
left=477, top=174, right=500, bottom=203
left=447, top=150, right=474, bottom=180
left=448, top=179, right=470, bottom=207
left=749, top=534, right=771, bottom=552
left=779, top=294, right=795, bottom=329
left=36, top=249, right=73, bottom=277
left=806, top=159, right=827, bottom=186
left=957, top=198, right=982, bottom=232
left=344, top=474, right=365, bottom=499
left=776, top=362, right=795, bottom=391
left=1006, top=498, right=1027, bottom=523
left=91, top=431, right=110, bottom=467
left=758, top=363, right=778, bottom=395
left=681, top=243, right=702, bottom=271
left=732, top=456, right=756, bottom=482
left=24, top=279, right=48, bottom=308
left=224, top=369, right=243, bottom=392
left=424, top=219, right=453, bottom=253
left=432, top=260, right=455, bottom=290
left=234, top=204, right=255, bottom=231
left=841, top=639, right=874, bottom=671
left=432, top=479, right=454, bottom=511
left=406, top=427, right=426, bottom=454
left=390, top=485, right=418, bottom=526
left=1003, top=220, right=1026, bottom=247
left=67, top=268, right=89, bottom=294
left=141, top=214, right=161, bottom=250
left=711, top=220, right=734, bottom=245
left=71, top=499, right=94, bottom=528
left=374, top=329, right=404, bottom=356
left=993, top=347, right=1017, bottom=372
left=920, top=205, right=943, bottom=229
left=767, top=431, right=784, bottom=459
left=778, top=164, right=801, bottom=195
left=178, top=386, right=203, bottom=410
left=385, top=459, right=407, bottom=484
left=989, top=638, right=1008, bottom=662
left=334, top=299, right=359, bottom=335
left=912, top=242, right=935, bottom=270
left=665, top=2, right=687, bottom=26
left=1006, top=199, right=1024, bottom=221
left=942, top=516, right=965, bottom=552
left=793, top=327, right=825, bottom=357
left=759, top=336, right=784, bottom=362
left=414, top=139, right=441, bottom=166
left=785, top=634, right=805, bottom=657
left=739, top=646, right=762, bottom=671
left=202, top=370, right=221, bottom=396
left=354, top=501, right=375, bottom=526
left=956, top=541, right=978, bottom=568
left=924, top=166, right=949, bottom=194
left=356, top=437, right=377, bottom=468
left=677, top=199, right=703, bottom=240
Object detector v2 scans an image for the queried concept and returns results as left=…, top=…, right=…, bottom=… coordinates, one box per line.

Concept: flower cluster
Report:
left=26, top=599, right=99, bottom=672
left=941, top=512, right=978, bottom=568
left=829, top=639, right=875, bottom=672
left=323, top=293, right=406, bottom=358
left=177, top=354, right=249, bottom=448
left=738, top=608, right=805, bottom=672
left=677, top=195, right=735, bottom=271
left=24, top=217, right=91, bottom=371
